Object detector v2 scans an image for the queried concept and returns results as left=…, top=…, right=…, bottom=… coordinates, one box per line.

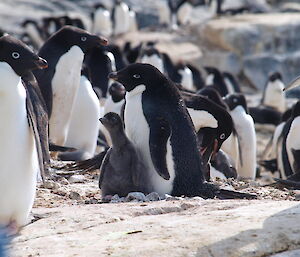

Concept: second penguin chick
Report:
left=99, top=112, right=150, bottom=197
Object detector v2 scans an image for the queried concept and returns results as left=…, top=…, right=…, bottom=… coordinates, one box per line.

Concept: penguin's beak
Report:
left=283, top=75, right=300, bottom=91
left=108, top=72, right=119, bottom=81
left=98, top=36, right=108, bottom=46
left=99, top=117, right=107, bottom=124
left=34, top=57, right=48, bottom=69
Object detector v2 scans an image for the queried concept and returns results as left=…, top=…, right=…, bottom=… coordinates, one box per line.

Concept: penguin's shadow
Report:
left=196, top=203, right=300, bottom=257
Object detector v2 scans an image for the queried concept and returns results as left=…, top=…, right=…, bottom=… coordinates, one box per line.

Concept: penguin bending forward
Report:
left=0, top=35, right=48, bottom=229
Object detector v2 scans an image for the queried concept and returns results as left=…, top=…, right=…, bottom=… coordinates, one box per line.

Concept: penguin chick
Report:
left=99, top=112, right=150, bottom=197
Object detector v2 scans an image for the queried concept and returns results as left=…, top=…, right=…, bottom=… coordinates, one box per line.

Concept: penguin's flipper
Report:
left=99, top=148, right=112, bottom=189
left=236, top=133, right=243, bottom=167
left=149, top=117, right=171, bottom=180
left=291, top=149, right=300, bottom=172
left=49, top=143, right=76, bottom=152
left=25, top=84, right=47, bottom=181
left=283, top=75, right=300, bottom=91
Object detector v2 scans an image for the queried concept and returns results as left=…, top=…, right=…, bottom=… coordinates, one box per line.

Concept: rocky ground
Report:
left=1, top=0, right=300, bottom=256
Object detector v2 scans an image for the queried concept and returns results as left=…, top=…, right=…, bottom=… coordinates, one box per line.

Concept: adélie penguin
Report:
left=59, top=68, right=101, bottom=161
left=0, top=35, right=48, bottom=229
left=33, top=26, right=108, bottom=147
left=99, top=112, right=150, bottom=197
left=108, top=63, right=256, bottom=199
left=224, top=93, right=257, bottom=180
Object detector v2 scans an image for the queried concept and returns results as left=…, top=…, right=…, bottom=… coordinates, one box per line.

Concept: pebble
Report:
left=110, top=194, right=121, bottom=203
left=145, top=192, right=161, bottom=201
left=69, top=191, right=81, bottom=200
left=165, top=194, right=184, bottom=201
left=125, top=192, right=146, bottom=202
left=68, top=175, right=85, bottom=183
left=43, top=180, right=60, bottom=190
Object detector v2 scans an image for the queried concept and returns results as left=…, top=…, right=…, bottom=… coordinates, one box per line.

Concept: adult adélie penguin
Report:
left=33, top=26, right=108, bottom=147
left=224, top=93, right=256, bottom=180
left=108, top=63, right=256, bottom=199
left=0, top=35, right=48, bottom=230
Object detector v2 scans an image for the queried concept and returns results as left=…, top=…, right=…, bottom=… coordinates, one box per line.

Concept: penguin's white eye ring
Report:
left=220, top=133, right=225, bottom=140
left=81, top=36, right=87, bottom=42
left=133, top=74, right=140, bottom=79
left=12, top=52, right=20, bottom=59
left=233, top=98, right=238, bottom=103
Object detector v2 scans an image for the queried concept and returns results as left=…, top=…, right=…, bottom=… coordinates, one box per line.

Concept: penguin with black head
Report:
left=224, top=93, right=256, bottom=180
left=33, top=26, right=108, bottom=147
left=108, top=63, right=256, bottom=199
left=0, top=35, right=48, bottom=230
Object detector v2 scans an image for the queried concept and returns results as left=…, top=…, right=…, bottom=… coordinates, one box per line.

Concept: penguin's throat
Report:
left=126, top=84, right=146, bottom=99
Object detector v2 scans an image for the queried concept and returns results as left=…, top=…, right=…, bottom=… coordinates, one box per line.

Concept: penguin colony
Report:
left=0, top=0, right=298, bottom=235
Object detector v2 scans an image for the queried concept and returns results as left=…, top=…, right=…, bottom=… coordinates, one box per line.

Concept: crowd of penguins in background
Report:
left=1, top=0, right=300, bottom=237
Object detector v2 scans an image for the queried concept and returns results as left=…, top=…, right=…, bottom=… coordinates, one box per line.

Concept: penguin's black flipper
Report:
left=23, top=73, right=50, bottom=180
left=148, top=117, right=171, bottom=180
left=57, top=150, right=108, bottom=173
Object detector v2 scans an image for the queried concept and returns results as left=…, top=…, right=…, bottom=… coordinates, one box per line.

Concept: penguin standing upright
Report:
left=0, top=35, right=48, bottom=229
left=204, top=66, right=229, bottom=96
left=33, top=26, right=108, bottom=147
left=261, top=72, right=286, bottom=113
left=224, top=93, right=256, bottom=180
left=92, top=4, right=113, bottom=38
left=112, top=0, right=131, bottom=36
left=21, top=20, right=45, bottom=50
left=140, top=47, right=164, bottom=73
left=108, top=64, right=256, bottom=200
left=59, top=67, right=101, bottom=161
left=176, top=62, right=194, bottom=91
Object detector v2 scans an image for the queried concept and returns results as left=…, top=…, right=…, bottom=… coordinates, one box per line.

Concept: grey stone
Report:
left=145, top=192, right=161, bottom=202
left=125, top=192, right=146, bottom=202
left=271, top=249, right=300, bottom=257
left=43, top=180, right=60, bottom=190
left=110, top=194, right=121, bottom=203
left=68, top=175, right=85, bottom=184
left=165, top=194, right=184, bottom=201
left=69, top=191, right=81, bottom=200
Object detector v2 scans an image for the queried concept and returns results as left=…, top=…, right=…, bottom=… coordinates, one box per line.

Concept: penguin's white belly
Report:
left=263, top=80, right=286, bottom=113
left=179, top=67, right=194, bottom=91
left=286, top=117, right=300, bottom=173
left=271, top=122, right=285, bottom=159
left=114, top=3, right=130, bottom=35
left=224, top=77, right=235, bottom=94
left=125, top=85, right=175, bottom=195
left=0, top=64, right=38, bottom=227
left=221, top=133, right=239, bottom=170
left=65, top=75, right=100, bottom=157
left=205, top=74, right=214, bottom=86
left=177, top=2, right=192, bottom=25
left=49, top=45, right=84, bottom=146
left=231, top=106, right=256, bottom=180
left=140, top=55, right=164, bottom=74
left=128, top=10, right=138, bottom=32
left=100, top=97, right=125, bottom=146
left=93, top=9, right=113, bottom=37
left=210, top=165, right=227, bottom=180
left=156, top=1, right=170, bottom=24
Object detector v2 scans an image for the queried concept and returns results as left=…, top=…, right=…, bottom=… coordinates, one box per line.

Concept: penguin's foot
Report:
left=199, top=182, right=257, bottom=200
left=273, top=178, right=300, bottom=190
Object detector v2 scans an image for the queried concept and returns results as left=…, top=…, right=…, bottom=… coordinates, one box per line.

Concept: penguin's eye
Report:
left=81, top=36, right=87, bottom=42
left=220, top=133, right=225, bottom=140
left=12, top=52, right=20, bottom=59
left=233, top=98, right=238, bottom=103
left=133, top=74, right=140, bottom=79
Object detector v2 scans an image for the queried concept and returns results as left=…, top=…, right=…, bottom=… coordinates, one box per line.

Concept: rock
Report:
left=110, top=194, right=121, bottom=203
left=69, top=191, right=81, bottom=200
left=165, top=194, right=184, bottom=201
left=271, top=249, right=300, bottom=257
left=43, top=180, right=60, bottom=190
left=68, top=175, right=85, bottom=184
left=125, top=192, right=146, bottom=202
left=145, top=192, right=161, bottom=202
